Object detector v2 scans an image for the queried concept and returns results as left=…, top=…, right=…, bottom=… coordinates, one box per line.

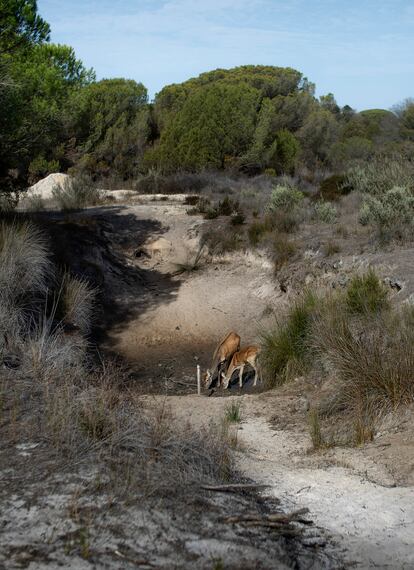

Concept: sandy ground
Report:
left=100, top=196, right=414, bottom=569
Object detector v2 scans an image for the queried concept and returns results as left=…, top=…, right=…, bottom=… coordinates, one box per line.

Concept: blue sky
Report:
left=38, top=0, right=414, bottom=110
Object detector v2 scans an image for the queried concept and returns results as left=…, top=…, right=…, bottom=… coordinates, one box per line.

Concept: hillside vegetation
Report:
left=1, top=1, right=414, bottom=198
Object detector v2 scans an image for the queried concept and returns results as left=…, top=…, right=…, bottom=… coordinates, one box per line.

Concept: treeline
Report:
left=1, top=1, right=414, bottom=194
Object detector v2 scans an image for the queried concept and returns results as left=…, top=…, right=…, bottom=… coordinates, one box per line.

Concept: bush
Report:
left=316, top=174, right=350, bottom=201
left=314, top=201, right=337, bottom=224
left=358, top=186, right=414, bottom=239
left=203, top=227, right=243, bottom=255
left=203, top=208, right=219, bottom=220
left=268, top=185, right=304, bottom=213
left=52, top=176, right=101, bottom=210
left=345, top=269, right=389, bottom=315
left=344, top=157, right=414, bottom=196
left=261, top=292, right=316, bottom=387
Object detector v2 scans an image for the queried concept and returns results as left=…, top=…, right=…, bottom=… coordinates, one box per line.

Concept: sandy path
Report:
left=146, top=393, right=414, bottom=569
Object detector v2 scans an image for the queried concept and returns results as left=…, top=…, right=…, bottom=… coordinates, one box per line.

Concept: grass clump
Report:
left=248, top=221, right=267, bottom=246
left=60, top=272, right=97, bottom=335
left=345, top=269, right=389, bottom=315
left=224, top=401, right=242, bottom=423
left=271, top=232, right=297, bottom=272
left=52, top=175, right=101, bottom=211
left=261, top=291, right=316, bottom=387
left=308, top=408, right=326, bottom=450
left=202, top=227, right=243, bottom=255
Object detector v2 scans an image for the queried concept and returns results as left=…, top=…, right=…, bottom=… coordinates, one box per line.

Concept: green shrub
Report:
left=314, top=201, right=337, bottom=224
left=268, top=185, right=304, bottom=213
left=358, top=186, right=414, bottom=238
left=345, top=269, right=389, bottom=315
left=203, top=208, right=219, bottom=220
left=217, top=196, right=239, bottom=216
left=261, top=292, right=316, bottom=387
left=224, top=401, right=242, bottom=423
left=345, top=157, right=414, bottom=196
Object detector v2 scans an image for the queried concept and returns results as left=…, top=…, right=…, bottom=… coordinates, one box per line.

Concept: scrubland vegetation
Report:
left=261, top=271, right=414, bottom=447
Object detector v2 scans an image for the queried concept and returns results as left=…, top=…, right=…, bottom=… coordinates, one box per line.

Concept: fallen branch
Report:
left=223, top=508, right=311, bottom=526
left=201, top=483, right=271, bottom=493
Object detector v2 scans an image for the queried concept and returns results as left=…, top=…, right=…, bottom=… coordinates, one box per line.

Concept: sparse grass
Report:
left=308, top=408, right=326, bottom=450
left=202, top=227, right=243, bottom=255
left=323, top=240, right=341, bottom=257
left=224, top=401, right=242, bottom=423
left=248, top=221, right=267, bottom=246
left=345, top=269, right=389, bottom=315
left=173, top=244, right=206, bottom=274
left=52, top=175, right=101, bottom=211
left=261, top=291, right=317, bottom=388
left=270, top=232, right=298, bottom=272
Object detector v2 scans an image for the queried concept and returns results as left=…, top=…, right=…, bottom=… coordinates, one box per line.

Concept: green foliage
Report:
left=314, top=201, right=337, bottom=224
left=148, top=82, right=259, bottom=172
left=224, top=401, right=242, bottom=423
left=268, top=185, right=303, bottom=213
left=0, top=0, right=50, bottom=54
left=28, top=154, right=59, bottom=184
left=261, top=292, right=316, bottom=387
left=345, top=156, right=414, bottom=196
left=359, top=186, right=414, bottom=237
left=345, top=269, right=389, bottom=315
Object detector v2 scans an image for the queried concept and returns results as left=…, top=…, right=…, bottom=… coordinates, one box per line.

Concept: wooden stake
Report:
left=197, top=364, right=201, bottom=395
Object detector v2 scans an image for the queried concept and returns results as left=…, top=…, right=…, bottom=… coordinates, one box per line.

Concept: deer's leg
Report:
left=252, top=362, right=258, bottom=386
left=239, top=365, right=245, bottom=389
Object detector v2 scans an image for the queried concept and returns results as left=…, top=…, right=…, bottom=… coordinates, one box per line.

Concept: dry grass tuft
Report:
left=60, top=272, right=97, bottom=335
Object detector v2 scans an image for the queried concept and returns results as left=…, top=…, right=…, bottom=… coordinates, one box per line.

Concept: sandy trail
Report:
left=108, top=198, right=414, bottom=569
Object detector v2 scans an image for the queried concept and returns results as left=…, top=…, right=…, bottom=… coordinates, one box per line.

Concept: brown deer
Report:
left=204, top=331, right=241, bottom=389
left=221, top=346, right=261, bottom=389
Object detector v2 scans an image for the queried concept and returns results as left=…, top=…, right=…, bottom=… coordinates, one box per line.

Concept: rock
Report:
left=27, top=172, right=70, bottom=200
left=333, top=260, right=343, bottom=270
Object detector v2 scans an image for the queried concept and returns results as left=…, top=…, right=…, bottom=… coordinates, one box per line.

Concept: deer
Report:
left=221, top=345, right=261, bottom=390
left=204, top=331, right=241, bottom=389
